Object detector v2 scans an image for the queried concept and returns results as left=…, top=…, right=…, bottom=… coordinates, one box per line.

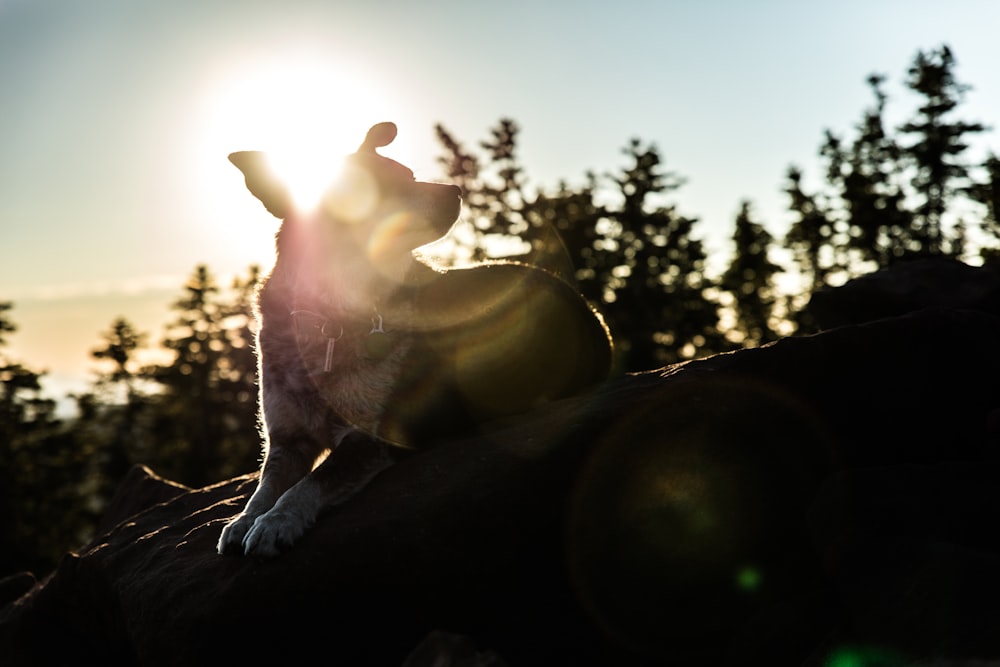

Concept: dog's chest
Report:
left=258, top=275, right=415, bottom=435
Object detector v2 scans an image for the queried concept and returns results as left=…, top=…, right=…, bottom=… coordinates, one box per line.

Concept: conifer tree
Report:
left=898, top=45, right=987, bottom=256
left=597, top=138, right=721, bottom=369
left=141, top=265, right=260, bottom=486
left=0, top=302, right=91, bottom=575
left=820, top=75, right=912, bottom=267
left=720, top=201, right=782, bottom=347
left=81, top=317, right=151, bottom=500
left=970, top=154, right=1000, bottom=261
left=434, top=122, right=724, bottom=370
left=784, top=165, right=835, bottom=296
left=783, top=43, right=991, bottom=318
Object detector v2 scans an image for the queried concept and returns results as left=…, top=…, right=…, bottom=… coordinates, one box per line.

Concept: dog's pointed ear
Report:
left=228, top=151, right=291, bottom=219
left=358, top=122, right=398, bottom=153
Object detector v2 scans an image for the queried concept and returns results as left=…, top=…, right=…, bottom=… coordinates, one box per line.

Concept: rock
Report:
left=808, top=463, right=1000, bottom=660
left=94, top=464, right=191, bottom=535
left=402, top=630, right=510, bottom=667
left=0, top=573, right=35, bottom=609
left=3, top=307, right=1000, bottom=666
left=808, top=257, right=1000, bottom=329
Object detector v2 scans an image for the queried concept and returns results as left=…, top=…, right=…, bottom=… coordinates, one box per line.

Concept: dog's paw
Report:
left=217, top=513, right=256, bottom=556
left=241, top=507, right=312, bottom=559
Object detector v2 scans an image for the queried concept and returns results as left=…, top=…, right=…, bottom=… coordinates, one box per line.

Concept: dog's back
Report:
left=377, top=260, right=613, bottom=444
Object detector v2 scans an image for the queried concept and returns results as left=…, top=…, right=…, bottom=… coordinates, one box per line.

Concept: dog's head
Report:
left=229, top=123, right=462, bottom=291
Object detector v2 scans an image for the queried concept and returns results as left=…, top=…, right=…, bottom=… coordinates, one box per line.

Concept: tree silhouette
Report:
left=783, top=43, right=993, bottom=328
left=436, top=119, right=584, bottom=283
left=720, top=201, right=783, bottom=347
left=898, top=45, right=988, bottom=256
left=434, top=120, right=726, bottom=370
left=596, top=138, right=722, bottom=369
left=820, top=75, right=912, bottom=269
left=0, top=302, right=95, bottom=575
left=0, top=303, right=50, bottom=448
left=77, top=318, right=151, bottom=507
left=784, top=165, right=835, bottom=298
left=970, top=154, right=1000, bottom=262
left=522, top=175, right=605, bottom=291
left=140, top=265, right=260, bottom=487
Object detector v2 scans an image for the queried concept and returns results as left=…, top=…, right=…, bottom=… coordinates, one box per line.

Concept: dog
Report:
left=217, top=122, right=612, bottom=558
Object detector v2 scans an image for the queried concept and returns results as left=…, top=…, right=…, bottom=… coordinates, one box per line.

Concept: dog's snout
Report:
left=417, top=181, right=461, bottom=195
left=430, top=182, right=461, bottom=199
left=427, top=182, right=462, bottom=202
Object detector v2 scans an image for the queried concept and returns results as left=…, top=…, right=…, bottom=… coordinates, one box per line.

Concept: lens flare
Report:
left=365, top=211, right=421, bottom=283
left=566, top=378, right=837, bottom=658
left=322, top=163, right=379, bottom=223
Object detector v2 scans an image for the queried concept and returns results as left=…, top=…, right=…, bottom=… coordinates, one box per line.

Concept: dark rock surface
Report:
left=808, top=256, right=1000, bottom=329
left=3, top=304, right=1000, bottom=665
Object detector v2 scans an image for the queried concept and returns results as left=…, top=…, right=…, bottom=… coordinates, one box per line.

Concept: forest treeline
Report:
left=2, top=45, right=998, bottom=577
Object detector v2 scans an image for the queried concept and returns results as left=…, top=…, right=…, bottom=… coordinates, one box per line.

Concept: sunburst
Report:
left=199, top=50, right=400, bottom=211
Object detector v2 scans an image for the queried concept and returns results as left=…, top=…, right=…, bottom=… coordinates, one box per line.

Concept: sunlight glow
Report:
left=196, top=49, right=402, bottom=212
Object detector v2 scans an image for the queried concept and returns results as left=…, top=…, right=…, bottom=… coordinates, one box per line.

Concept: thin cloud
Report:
left=8, top=275, right=187, bottom=302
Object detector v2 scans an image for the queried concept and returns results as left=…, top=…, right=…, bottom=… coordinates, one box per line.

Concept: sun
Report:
left=197, top=50, right=401, bottom=211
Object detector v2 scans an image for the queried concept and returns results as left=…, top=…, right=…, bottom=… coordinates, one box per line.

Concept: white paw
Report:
left=217, top=513, right=257, bottom=555
left=241, top=507, right=312, bottom=558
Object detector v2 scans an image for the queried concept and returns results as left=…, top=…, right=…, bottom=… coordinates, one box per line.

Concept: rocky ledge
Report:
left=4, top=259, right=1000, bottom=666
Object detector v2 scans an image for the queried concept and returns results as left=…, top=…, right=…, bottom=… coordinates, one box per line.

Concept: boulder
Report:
left=808, top=256, right=1000, bottom=329
left=3, top=307, right=1000, bottom=666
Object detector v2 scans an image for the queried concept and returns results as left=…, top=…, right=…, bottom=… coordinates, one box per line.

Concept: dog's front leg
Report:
left=240, top=430, right=400, bottom=558
left=217, top=434, right=322, bottom=555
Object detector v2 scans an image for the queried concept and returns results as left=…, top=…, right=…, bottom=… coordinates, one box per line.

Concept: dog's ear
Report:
left=353, top=122, right=416, bottom=184
left=358, top=122, right=397, bottom=153
left=228, top=151, right=291, bottom=219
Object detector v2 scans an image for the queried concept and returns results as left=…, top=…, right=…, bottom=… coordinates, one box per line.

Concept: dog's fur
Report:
left=217, top=123, right=612, bottom=558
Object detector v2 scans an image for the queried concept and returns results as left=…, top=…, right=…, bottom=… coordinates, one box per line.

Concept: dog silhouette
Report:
left=218, top=122, right=612, bottom=557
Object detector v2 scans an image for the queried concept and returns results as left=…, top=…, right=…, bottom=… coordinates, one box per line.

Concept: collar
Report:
left=290, top=306, right=391, bottom=370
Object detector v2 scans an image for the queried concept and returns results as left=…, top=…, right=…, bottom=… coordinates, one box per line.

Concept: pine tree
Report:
left=80, top=317, right=151, bottom=503
left=141, top=266, right=260, bottom=486
left=434, top=122, right=492, bottom=261
left=477, top=118, right=531, bottom=241
left=783, top=44, right=992, bottom=327
left=784, top=165, right=835, bottom=296
left=523, top=175, right=605, bottom=290
left=597, top=138, right=721, bottom=369
left=820, top=75, right=912, bottom=267
left=433, top=122, right=724, bottom=370
left=970, top=154, right=1000, bottom=262
left=0, top=302, right=94, bottom=576
left=720, top=201, right=782, bottom=347
left=898, top=45, right=987, bottom=256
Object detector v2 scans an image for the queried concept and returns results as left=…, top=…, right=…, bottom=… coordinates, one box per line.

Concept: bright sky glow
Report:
left=197, top=52, right=397, bottom=211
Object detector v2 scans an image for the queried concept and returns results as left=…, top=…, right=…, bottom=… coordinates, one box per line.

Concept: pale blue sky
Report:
left=1, top=0, right=998, bottom=401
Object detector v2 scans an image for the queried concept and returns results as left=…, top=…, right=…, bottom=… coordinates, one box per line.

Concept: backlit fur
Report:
left=217, top=123, right=611, bottom=558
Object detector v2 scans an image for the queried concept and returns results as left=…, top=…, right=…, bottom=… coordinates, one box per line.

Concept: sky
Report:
left=2, top=0, right=998, bottom=407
